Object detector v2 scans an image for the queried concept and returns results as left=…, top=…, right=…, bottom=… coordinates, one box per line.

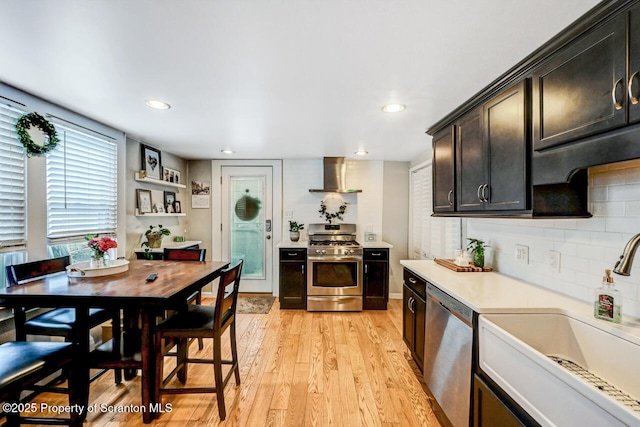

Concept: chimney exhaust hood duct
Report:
left=309, top=157, right=362, bottom=193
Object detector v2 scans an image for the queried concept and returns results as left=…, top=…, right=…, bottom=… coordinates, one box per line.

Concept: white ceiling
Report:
left=0, top=0, right=600, bottom=161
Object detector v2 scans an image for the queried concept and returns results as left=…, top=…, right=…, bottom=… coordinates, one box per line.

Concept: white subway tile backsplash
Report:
left=464, top=162, right=640, bottom=319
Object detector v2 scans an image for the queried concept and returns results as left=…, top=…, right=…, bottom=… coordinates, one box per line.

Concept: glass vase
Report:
left=473, top=249, right=485, bottom=268
left=90, top=253, right=105, bottom=268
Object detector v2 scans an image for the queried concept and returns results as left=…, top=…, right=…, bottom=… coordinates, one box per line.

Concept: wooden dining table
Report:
left=0, top=259, right=229, bottom=423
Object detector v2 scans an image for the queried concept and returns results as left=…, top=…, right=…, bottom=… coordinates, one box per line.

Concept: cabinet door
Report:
left=484, top=80, right=528, bottom=211
left=533, top=14, right=627, bottom=150
left=363, top=260, right=388, bottom=310
left=474, top=375, right=525, bottom=427
left=279, top=260, right=306, bottom=309
left=432, top=126, right=455, bottom=213
left=402, top=285, right=414, bottom=350
left=413, top=293, right=426, bottom=372
left=456, top=108, right=485, bottom=211
left=629, top=4, right=640, bottom=124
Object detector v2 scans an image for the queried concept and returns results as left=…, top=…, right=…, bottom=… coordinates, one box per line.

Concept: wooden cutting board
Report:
left=435, top=258, right=492, bottom=272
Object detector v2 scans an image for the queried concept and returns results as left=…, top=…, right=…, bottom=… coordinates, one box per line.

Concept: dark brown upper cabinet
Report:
left=533, top=13, right=627, bottom=151
left=432, top=126, right=455, bottom=213
left=629, top=4, right=640, bottom=124
left=456, top=81, right=528, bottom=213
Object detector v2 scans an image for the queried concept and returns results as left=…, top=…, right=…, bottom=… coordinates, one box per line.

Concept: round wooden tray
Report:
left=66, top=259, right=130, bottom=277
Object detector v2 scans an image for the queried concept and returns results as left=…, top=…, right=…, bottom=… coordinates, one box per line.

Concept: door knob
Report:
left=266, top=234, right=271, bottom=240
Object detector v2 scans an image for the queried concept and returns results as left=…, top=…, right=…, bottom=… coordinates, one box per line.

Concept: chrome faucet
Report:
left=613, top=233, right=640, bottom=276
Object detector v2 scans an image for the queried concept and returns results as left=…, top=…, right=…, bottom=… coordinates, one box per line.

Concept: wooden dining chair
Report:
left=154, top=260, right=243, bottom=421
left=163, top=248, right=207, bottom=350
left=0, top=341, right=82, bottom=426
left=6, top=256, right=122, bottom=384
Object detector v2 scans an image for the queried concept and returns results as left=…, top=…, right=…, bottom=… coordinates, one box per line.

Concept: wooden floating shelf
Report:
left=134, top=173, right=186, bottom=189
left=134, top=212, right=186, bottom=217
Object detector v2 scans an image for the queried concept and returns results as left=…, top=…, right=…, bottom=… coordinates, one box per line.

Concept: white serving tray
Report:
left=66, top=259, right=130, bottom=277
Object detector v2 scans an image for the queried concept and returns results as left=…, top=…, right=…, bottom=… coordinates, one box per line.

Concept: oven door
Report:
left=307, top=257, right=363, bottom=296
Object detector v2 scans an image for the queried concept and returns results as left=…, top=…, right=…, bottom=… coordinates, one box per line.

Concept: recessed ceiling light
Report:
left=221, top=149, right=235, bottom=154
left=381, top=103, right=406, bottom=113
left=355, top=150, right=368, bottom=156
left=145, top=99, right=171, bottom=110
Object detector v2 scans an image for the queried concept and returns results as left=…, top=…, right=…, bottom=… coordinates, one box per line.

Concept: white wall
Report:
left=282, top=159, right=409, bottom=295
left=282, top=159, right=384, bottom=242
left=465, top=159, right=640, bottom=318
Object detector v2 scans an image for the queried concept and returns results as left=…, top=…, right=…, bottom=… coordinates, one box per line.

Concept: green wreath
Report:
left=15, top=112, right=59, bottom=157
left=319, top=200, right=347, bottom=224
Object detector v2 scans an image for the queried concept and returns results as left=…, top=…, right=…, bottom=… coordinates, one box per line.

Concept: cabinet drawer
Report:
left=403, top=268, right=426, bottom=299
left=279, top=248, right=307, bottom=261
left=364, top=249, right=389, bottom=261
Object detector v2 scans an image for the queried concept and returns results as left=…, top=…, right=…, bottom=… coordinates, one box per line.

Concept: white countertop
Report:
left=401, top=259, right=640, bottom=346
left=133, top=240, right=202, bottom=253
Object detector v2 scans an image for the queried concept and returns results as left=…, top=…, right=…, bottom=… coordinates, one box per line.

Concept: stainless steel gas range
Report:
left=306, top=223, right=363, bottom=311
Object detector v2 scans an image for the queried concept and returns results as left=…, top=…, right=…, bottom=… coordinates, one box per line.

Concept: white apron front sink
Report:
left=479, top=312, right=640, bottom=427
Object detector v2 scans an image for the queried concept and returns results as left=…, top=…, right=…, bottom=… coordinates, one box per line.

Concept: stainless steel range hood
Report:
left=309, top=157, right=362, bottom=193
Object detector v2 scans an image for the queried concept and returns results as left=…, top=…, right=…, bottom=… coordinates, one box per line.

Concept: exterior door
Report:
left=221, top=166, right=273, bottom=293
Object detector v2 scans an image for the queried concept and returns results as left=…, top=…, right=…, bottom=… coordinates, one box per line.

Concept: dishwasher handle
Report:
left=426, top=282, right=473, bottom=326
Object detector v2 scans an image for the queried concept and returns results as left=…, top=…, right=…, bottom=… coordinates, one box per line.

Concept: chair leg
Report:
left=230, top=322, right=241, bottom=385
left=213, top=334, right=226, bottom=420
left=6, top=390, right=21, bottom=426
left=154, top=333, right=164, bottom=400
left=195, top=292, right=204, bottom=351
left=112, top=310, right=122, bottom=384
left=177, top=338, right=189, bottom=383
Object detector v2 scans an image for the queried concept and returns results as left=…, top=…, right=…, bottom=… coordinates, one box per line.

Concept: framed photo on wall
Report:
left=164, top=191, right=176, bottom=212
left=141, top=145, right=162, bottom=180
left=136, top=189, right=153, bottom=214
left=162, top=166, right=181, bottom=184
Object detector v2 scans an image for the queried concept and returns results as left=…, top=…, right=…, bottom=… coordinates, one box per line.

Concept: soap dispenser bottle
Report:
left=594, top=269, right=622, bottom=323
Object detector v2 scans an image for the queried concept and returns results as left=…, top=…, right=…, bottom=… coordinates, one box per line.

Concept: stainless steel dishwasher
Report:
left=423, top=282, right=474, bottom=427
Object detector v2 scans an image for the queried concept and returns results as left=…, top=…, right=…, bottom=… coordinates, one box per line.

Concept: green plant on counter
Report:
left=467, top=238, right=489, bottom=268
left=288, top=221, right=304, bottom=232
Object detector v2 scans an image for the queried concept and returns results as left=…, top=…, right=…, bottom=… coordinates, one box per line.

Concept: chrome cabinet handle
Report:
left=477, top=185, right=484, bottom=202
left=407, top=296, right=415, bottom=313
left=301, top=264, right=304, bottom=275
left=447, top=189, right=453, bottom=206
left=365, top=264, right=368, bottom=274
left=408, top=278, right=417, bottom=284
left=612, top=78, right=624, bottom=110
left=629, top=71, right=640, bottom=105
left=481, top=184, right=489, bottom=202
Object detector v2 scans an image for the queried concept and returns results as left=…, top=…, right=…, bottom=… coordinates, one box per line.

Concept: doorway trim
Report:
left=211, top=159, right=282, bottom=295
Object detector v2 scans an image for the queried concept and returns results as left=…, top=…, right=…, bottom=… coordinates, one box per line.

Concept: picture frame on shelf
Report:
left=154, top=203, right=165, bottom=213
left=136, top=189, right=153, bottom=214
left=162, top=166, right=181, bottom=184
left=173, top=200, right=181, bottom=213
left=141, top=145, right=162, bottom=180
left=164, top=191, right=176, bottom=212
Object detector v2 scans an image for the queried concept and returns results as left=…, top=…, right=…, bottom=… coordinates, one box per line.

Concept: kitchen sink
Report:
left=479, top=312, right=640, bottom=426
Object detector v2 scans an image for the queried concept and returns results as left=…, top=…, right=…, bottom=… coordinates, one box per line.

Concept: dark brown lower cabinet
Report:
left=279, top=248, right=307, bottom=309
left=474, top=374, right=539, bottom=427
left=363, top=248, right=389, bottom=310
left=402, top=269, right=426, bottom=371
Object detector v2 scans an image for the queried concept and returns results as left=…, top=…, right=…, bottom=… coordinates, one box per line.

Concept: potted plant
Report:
left=142, top=224, right=170, bottom=249
left=466, top=238, right=489, bottom=268
left=288, top=221, right=304, bottom=242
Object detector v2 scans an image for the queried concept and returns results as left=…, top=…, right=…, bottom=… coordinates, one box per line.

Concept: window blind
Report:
left=46, top=122, right=117, bottom=239
left=0, top=103, right=26, bottom=248
left=409, top=163, right=460, bottom=260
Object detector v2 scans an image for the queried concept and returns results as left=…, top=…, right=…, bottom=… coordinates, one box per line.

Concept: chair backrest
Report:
left=6, top=256, right=71, bottom=287
left=163, top=248, right=206, bottom=261
left=213, top=260, right=243, bottom=332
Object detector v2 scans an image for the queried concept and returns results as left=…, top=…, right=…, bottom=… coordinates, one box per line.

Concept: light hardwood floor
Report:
left=29, top=298, right=444, bottom=426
